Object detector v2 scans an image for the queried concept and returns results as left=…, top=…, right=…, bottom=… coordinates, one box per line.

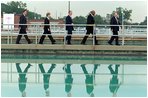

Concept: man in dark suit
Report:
left=16, top=9, right=32, bottom=44
left=108, top=11, right=121, bottom=45
left=39, top=12, right=56, bottom=44
left=81, top=10, right=98, bottom=45
left=65, top=10, right=74, bottom=45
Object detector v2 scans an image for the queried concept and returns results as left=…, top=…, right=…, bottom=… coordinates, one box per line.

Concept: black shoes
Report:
left=108, top=41, right=120, bottom=46
left=116, top=44, right=120, bottom=46
left=52, top=42, right=56, bottom=44
left=67, top=43, right=71, bottom=45
left=38, top=40, right=56, bottom=44
left=16, top=42, right=21, bottom=44
left=108, top=41, right=113, bottom=45
left=81, top=42, right=85, bottom=45
left=66, top=42, right=71, bottom=45
left=52, top=40, right=56, bottom=44
left=16, top=41, right=33, bottom=44
left=95, top=43, right=99, bottom=45
left=28, top=40, right=33, bottom=44
left=95, top=40, right=99, bottom=45
left=81, top=41, right=99, bottom=45
left=81, top=43, right=99, bottom=45
left=39, top=42, right=43, bottom=44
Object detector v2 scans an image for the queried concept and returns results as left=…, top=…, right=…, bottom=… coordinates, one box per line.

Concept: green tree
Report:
left=58, top=16, right=67, bottom=22
left=1, top=3, right=12, bottom=14
left=73, top=16, right=86, bottom=24
left=112, top=7, right=132, bottom=24
left=1, top=2, right=42, bottom=19
left=6, top=1, right=27, bottom=14
left=7, top=1, right=27, bottom=9
left=140, top=16, right=147, bottom=25
left=94, top=14, right=107, bottom=24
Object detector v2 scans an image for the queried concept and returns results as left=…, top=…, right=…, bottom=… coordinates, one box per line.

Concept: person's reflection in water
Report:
left=80, top=64, right=99, bottom=97
left=16, top=63, right=32, bottom=97
left=108, top=64, right=121, bottom=97
left=38, top=63, right=56, bottom=97
left=63, top=64, right=73, bottom=97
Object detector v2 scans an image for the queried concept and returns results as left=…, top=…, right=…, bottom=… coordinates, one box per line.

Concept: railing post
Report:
left=108, top=28, right=111, bottom=39
left=10, top=25, right=13, bottom=44
left=131, top=27, right=134, bottom=38
left=35, top=24, right=38, bottom=44
left=7, top=24, right=10, bottom=44
left=64, top=24, right=66, bottom=45
left=64, top=31, right=66, bottom=45
left=122, top=25, right=125, bottom=45
left=93, top=25, right=95, bottom=46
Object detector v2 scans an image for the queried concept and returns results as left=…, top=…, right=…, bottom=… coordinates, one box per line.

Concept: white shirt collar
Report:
left=47, top=17, right=50, bottom=20
left=90, top=13, right=94, bottom=17
left=23, top=13, right=26, bottom=16
left=114, top=16, right=118, bottom=23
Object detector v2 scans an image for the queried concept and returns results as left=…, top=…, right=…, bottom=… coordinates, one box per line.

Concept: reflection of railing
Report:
left=1, top=24, right=147, bottom=45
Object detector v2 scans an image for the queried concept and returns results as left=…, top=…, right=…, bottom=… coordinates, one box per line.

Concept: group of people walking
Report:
left=16, top=9, right=121, bottom=45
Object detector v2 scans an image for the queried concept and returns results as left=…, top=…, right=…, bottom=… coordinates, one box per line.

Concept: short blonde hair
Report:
left=90, top=10, right=95, bottom=14
left=114, top=11, right=118, bottom=15
left=46, top=12, right=50, bottom=17
left=68, top=10, right=72, bottom=14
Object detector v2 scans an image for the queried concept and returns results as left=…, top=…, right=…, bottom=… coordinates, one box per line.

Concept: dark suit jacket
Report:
left=44, top=17, right=50, bottom=30
left=86, top=14, right=95, bottom=33
left=110, top=16, right=120, bottom=31
left=65, top=15, right=74, bottom=31
left=19, top=14, right=27, bottom=29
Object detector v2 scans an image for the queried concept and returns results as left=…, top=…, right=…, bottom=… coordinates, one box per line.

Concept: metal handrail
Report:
left=1, top=23, right=147, bottom=26
left=1, top=24, right=147, bottom=45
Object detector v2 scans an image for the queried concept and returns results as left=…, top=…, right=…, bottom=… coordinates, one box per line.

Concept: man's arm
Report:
left=110, top=17, right=114, bottom=30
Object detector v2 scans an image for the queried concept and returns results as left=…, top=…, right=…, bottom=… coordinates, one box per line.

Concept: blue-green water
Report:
left=1, top=55, right=147, bottom=97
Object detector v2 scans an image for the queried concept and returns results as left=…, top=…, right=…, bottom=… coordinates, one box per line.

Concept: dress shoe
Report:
left=52, top=42, right=56, bottom=44
left=81, top=42, right=85, bottom=45
left=53, top=40, right=56, bottom=43
left=108, top=41, right=113, bottom=45
left=116, top=44, right=120, bottom=46
left=16, top=42, right=21, bottom=44
left=95, top=43, right=99, bottom=45
left=39, top=42, right=43, bottom=44
left=67, top=43, right=71, bottom=45
left=28, top=40, right=33, bottom=44
left=52, top=40, right=56, bottom=44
